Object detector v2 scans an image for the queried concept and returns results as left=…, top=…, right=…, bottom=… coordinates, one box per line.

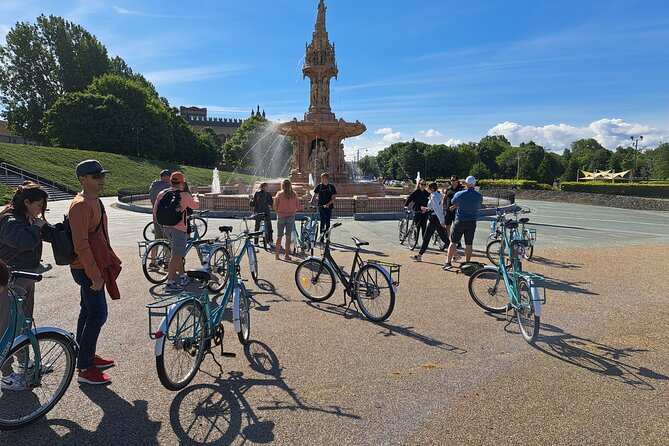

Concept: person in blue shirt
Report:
left=443, top=175, right=483, bottom=270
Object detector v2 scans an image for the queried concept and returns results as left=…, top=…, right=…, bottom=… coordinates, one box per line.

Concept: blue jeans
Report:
left=71, top=268, right=108, bottom=370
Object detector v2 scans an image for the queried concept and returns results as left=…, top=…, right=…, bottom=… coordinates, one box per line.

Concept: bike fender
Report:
left=530, top=283, right=542, bottom=318
left=306, top=256, right=339, bottom=285
left=366, top=263, right=397, bottom=294
left=11, top=327, right=79, bottom=352
left=154, top=302, right=181, bottom=356
left=232, top=286, right=241, bottom=333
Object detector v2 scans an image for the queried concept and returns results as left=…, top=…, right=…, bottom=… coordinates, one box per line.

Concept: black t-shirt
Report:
left=314, top=183, right=337, bottom=208
left=445, top=184, right=464, bottom=211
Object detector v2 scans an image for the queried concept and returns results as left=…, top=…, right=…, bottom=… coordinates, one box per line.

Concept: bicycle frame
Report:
left=292, top=209, right=319, bottom=253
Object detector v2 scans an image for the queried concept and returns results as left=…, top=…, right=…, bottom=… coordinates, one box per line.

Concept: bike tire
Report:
left=294, top=258, right=336, bottom=302
left=236, top=285, right=251, bottom=345
left=192, top=216, right=208, bottom=238
left=467, top=266, right=510, bottom=313
left=156, top=299, right=207, bottom=391
left=398, top=218, right=408, bottom=243
left=524, top=244, right=534, bottom=260
left=207, top=246, right=230, bottom=293
left=142, top=241, right=172, bottom=284
left=408, top=226, right=419, bottom=250
left=354, top=264, right=395, bottom=322
left=0, top=331, right=76, bottom=431
left=516, top=278, right=540, bottom=343
left=248, top=247, right=259, bottom=284
left=143, top=221, right=155, bottom=241
left=485, top=239, right=502, bottom=267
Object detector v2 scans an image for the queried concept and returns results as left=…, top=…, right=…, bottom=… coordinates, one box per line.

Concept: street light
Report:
left=416, top=149, right=427, bottom=181
left=631, top=135, right=643, bottom=182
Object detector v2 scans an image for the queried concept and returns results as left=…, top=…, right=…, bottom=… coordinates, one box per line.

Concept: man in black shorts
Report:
left=443, top=175, right=483, bottom=270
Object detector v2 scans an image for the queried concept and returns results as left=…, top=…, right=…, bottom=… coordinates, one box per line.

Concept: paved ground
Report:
left=1, top=198, right=668, bottom=445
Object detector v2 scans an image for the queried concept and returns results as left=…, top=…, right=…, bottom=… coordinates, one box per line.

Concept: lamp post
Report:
left=631, top=135, right=643, bottom=182
left=416, top=149, right=427, bottom=181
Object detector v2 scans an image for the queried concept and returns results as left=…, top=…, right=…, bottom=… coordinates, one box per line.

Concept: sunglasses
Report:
left=88, top=173, right=106, bottom=179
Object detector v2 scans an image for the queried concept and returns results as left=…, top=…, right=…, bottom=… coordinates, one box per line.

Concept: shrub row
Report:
left=560, top=182, right=669, bottom=198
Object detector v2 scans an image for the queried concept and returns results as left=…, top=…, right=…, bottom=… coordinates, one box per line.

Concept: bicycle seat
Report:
left=509, top=239, right=530, bottom=248
left=505, top=219, right=519, bottom=229
left=186, top=268, right=212, bottom=282
left=219, top=225, right=233, bottom=233
left=519, top=217, right=530, bottom=224
left=351, top=236, right=369, bottom=247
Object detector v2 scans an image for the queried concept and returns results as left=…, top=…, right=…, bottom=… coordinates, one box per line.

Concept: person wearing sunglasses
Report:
left=403, top=180, right=430, bottom=243
left=68, top=160, right=116, bottom=385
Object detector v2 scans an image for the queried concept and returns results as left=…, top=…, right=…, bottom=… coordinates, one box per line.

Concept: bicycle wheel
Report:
left=398, top=218, right=408, bottom=243
left=408, top=226, right=419, bottom=250
left=516, top=278, right=540, bottom=343
left=485, top=240, right=502, bottom=267
left=143, top=221, right=155, bottom=241
left=434, top=232, right=447, bottom=251
left=236, top=285, right=251, bottom=345
left=142, top=241, right=172, bottom=284
left=294, top=258, right=336, bottom=302
left=247, top=247, right=259, bottom=284
left=207, top=246, right=230, bottom=293
left=354, top=264, right=395, bottom=322
left=156, top=299, right=207, bottom=391
left=0, top=331, right=76, bottom=431
left=192, top=216, right=208, bottom=238
left=468, top=266, right=510, bottom=313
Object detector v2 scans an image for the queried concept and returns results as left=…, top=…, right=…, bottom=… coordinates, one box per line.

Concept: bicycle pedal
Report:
left=221, top=352, right=237, bottom=358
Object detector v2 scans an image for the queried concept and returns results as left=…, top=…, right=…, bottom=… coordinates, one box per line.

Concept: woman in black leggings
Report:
left=403, top=181, right=429, bottom=242
left=410, top=182, right=449, bottom=262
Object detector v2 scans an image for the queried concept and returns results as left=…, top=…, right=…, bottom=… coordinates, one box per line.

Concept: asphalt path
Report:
left=0, top=197, right=667, bottom=445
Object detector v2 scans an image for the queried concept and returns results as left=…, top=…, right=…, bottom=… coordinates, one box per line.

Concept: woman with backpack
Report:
left=273, top=179, right=300, bottom=261
left=0, top=182, right=48, bottom=390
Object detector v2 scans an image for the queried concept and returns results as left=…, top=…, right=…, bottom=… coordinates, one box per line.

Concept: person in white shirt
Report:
left=410, top=182, right=450, bottom=261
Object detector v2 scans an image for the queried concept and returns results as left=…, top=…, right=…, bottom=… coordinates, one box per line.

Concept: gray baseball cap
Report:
left=76, top=159, right=110, bottom=177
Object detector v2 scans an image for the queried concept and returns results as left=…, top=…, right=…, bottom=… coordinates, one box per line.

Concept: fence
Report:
left=0, top=162, right=77, bottom=196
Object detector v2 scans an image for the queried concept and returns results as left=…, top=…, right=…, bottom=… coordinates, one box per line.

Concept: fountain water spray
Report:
left=211, top=167, right=221, bottom=194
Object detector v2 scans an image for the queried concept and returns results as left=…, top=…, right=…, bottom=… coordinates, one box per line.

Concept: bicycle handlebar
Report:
left=10, top=271, right=43, bottom=283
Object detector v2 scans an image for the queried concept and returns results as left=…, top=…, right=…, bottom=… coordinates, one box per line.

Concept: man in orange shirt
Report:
left=153, top=172, right=199, bottom=292
left=68, top=160, right=115, bottom=385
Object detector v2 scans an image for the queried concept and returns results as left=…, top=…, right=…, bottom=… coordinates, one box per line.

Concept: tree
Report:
left=455, top=143, right=478, bottom=177
left=358, top=155, right=380, bottom=178
left=537, top=155, right=555, bottom=185
left=470, top=161, right=492, bottom=180
left=649, top=143, right=669, bottom=179
left=0, top=15, right=110, bottom=142
left=475, top=135, right=510, bottom=177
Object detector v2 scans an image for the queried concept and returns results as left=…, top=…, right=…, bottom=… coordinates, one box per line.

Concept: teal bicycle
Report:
left=467, top=215, right=546, bottom=343
left=291, top=205, right=320, bottom=257
left=0, top=271, right=77, bottom=430
left=147, top=229, right=262, bottom=391
left=139, top=212, right=223, bottom=285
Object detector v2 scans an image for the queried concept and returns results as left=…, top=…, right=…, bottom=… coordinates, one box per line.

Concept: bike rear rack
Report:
left=519, top=272, right=547, bottom=304
left=366, top=259, right=402, bottom=286
left=528, top=229, right=537, bottom=242
left=145, top=291, right=200, bottom=340
left=137, top=240, right=150, bottom=258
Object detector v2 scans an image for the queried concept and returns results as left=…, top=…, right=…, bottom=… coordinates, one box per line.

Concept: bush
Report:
left=0, top=183, right=13, bottom=206
left=561, top=182, right=669, bottom=198
left=476, top=179, right=542, bottom=190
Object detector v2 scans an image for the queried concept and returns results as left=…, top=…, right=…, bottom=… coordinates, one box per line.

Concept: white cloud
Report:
left=445, top=138, right=462, bottom=146
left=383, top=132, right=402, bottom=143
left=374, top=127, right=393, bottom=135
left=144, top=65, right=247, bottom=85
left=488, top=118, right=666, bottom=152
left=417, top=129, right=443, bottom=138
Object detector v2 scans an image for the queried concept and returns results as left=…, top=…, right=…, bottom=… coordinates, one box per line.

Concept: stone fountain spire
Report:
left=303, top=0, right=338, bottom=122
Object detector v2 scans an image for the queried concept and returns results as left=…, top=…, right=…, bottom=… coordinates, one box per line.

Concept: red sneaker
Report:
left=94, top=355, right=115, bottom=370
left=77, top=367, right=111, bottom=385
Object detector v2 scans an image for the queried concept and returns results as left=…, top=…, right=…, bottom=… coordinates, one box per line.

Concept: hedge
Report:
left=561, top=182, right=669, bottom=198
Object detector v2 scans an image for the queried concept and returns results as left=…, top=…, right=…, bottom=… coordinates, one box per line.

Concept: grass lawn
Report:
left=0, top=183, right=12, bottom=206
left=0, top=143, right=257, bottom=197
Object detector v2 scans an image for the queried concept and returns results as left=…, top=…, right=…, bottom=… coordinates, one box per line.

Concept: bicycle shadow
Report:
left=304, top=301, right=467, bottom=354
left=533, top=323, right=669, bottom=390
left=249, top=278, right=291, bottom=310
left=528, top=255, right=583, bottom=269
left=541, top=277, right=599, bottom=296
left=168, top=340, right=359, bottom=445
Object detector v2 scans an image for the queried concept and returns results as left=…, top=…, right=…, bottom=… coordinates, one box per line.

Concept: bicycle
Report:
left=0, top=271, right=77, bottom=430
left=146, top=230, right=262, bottom=391
left=398, top=209, right=412, bottom=244
left=294, top=222, right=401, bottom=322
left=208, top=220, right=261, bottom=287
left=291, top=206, right=319, bottom=257
left=243, top=213, right=271, bottom=252
left=468, top=217, right=546, bottom=343
left=400, top=209, right=424, bottom=250
left=486, top=208, right=535, bottom=265
left=142, top=210, right=209, bottom=241
left=139, top=213, right=216, bottom=285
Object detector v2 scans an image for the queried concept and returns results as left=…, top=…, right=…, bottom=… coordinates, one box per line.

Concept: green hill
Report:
left=0, top=183, right=12, bottom=205
left=0, top=143, right=257, bottom=198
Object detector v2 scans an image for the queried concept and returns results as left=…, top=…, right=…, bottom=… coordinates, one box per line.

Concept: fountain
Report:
left=211, top=167, right=221, bottom=194
left=308, top=173, right=315, bottom=187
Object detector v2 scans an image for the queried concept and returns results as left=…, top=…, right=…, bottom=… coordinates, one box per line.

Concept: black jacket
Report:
left=0, top=213, right=43, bottom=269
left=404, top=189, right=429, bottom=212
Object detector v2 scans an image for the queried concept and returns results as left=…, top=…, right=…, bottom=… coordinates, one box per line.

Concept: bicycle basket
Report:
left=137, top=240, right=149, bottom=258
left=366, top=259, right=402, bottom=286
left=528, top=229, right=537, bottom=242
left=145, top=291, right=201, bottom=340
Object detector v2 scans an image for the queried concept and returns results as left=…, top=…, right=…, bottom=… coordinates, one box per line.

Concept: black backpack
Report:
left=42, top=216, right=77, bottom=265
left=156, top=190, right=183, bottom=226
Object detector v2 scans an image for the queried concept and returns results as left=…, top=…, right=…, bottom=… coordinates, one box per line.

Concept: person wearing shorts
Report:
left=153, top=172, right=199, bottom=292
left=273, top=179, right=300, bottom=261
left=443, top=175, right=483, bottom=270
left=444, top=175, right=464, bottom=246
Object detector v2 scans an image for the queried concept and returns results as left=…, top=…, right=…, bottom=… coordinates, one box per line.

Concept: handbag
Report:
left=89, top=202, right=122, bottom=299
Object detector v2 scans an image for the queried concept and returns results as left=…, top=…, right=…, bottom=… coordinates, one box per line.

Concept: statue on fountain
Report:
left=309, top=140, right=329, bottom=177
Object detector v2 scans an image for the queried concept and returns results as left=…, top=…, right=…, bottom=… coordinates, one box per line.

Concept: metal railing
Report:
left=0, top=162, right=77, bottom=196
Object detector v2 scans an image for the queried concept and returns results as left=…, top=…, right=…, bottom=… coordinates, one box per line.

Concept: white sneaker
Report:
left=1, top=372, right=27, bottom=391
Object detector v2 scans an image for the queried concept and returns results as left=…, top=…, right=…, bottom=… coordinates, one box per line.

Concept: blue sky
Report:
left=1, top=0, right=668, bottom=158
